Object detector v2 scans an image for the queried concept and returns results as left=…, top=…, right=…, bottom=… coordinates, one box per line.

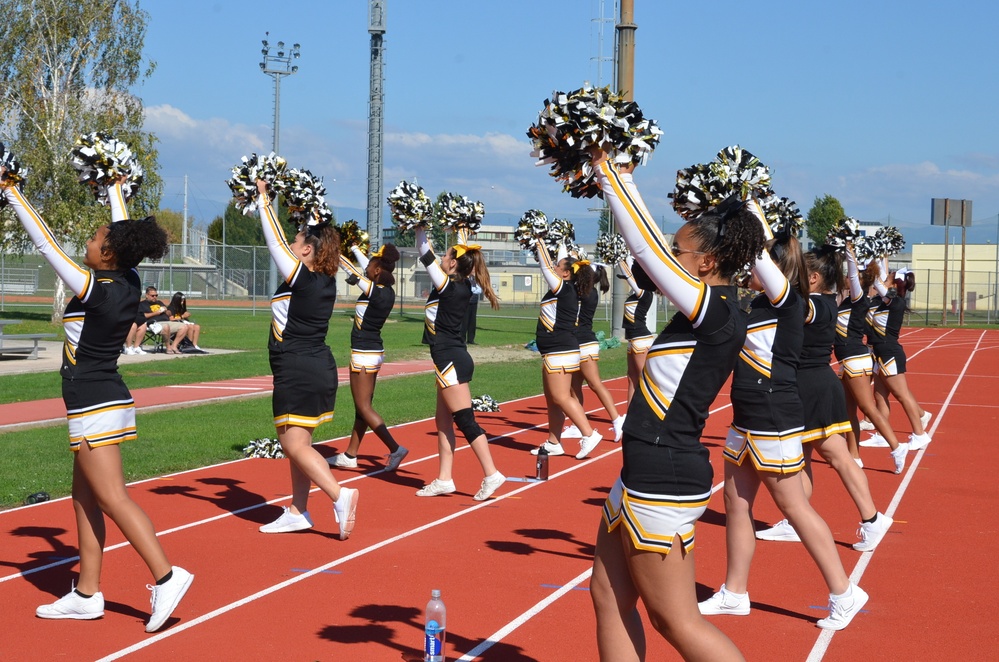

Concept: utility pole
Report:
left=611, top=0, right=637, bottom=339
left=367, top=0, right=386, bottom=249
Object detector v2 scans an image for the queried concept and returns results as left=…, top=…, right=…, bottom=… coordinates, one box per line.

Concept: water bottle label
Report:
left=425, top=632, right=442, bottom=656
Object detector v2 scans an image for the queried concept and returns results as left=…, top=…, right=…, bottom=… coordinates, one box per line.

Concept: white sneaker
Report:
left=859, top=419, right=875, bottom=431
left=416, top=479, right=456, bottom=497
left=473, top=472, right=506, bottom=501
left=755, top=519, right=801, bottom=542
left=909, top=432, right=932, bottom=451
left=853, top=457, right=864, bottom=469
left=576, top=431, right=603, bottom=459
left=560, top=424, right=582, bottom=439
left=859, top=433, right=890, bottom=448
left=890, top=443, right=909, bottom=474
left=259, top=506, right=313, bottom=533
left=611, top=415, right=626, bottom=442
left=384, top=446, right=409, bottom=472
left=146, top=566, right=194, bottom=632
left=531, top=441, right=565, bottom=456
left=133, top=347, right=148, bottom=355
left=328, top=453, right=358, bottom=468
left=123, top=346, right=136, bottom=355
left=698, top=584, right=751, bottom=616
left=333, top=488, right=358, bottom=540
left=816, top=583, right=869, bottom=630
left=36, top=588, right=105, bottom=620
left=853, top=513, right=893, bottom=552
left=920, top=411, right=932, bottom=429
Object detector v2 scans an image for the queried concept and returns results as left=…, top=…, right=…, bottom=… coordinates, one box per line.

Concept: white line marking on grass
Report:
left=166, top=385, right=268, bottom=391
left=93, top=453, right=614, bottom=661
left=805, top=329, right=986, bottom=662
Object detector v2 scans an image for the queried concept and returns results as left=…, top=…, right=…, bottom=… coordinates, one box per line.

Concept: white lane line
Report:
left=805, top=329, right=986, bottom=661
left=93, top=450, right=617, bottom=661
left=165, top=385, right=269, bottom=391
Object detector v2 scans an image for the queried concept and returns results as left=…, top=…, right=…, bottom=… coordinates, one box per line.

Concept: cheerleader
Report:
left=868, top=264, right=932, bottom=449
left=589, top=155, right=765, bottom=662
left=699, top=210, right=865, bottom=631
left=328, top=244, right=409, bottom=471
left=619, top=259, right=656, bottom=408
left=413, top=226, right=506, bottom=499
left=528, top=241, right=603, bottom=460
left=566, top=262, right=625, bottom=441
left=757, top=246, right=892, bottom=553
left=2, top=174, right=192, bottom=632
left=254, top=180, right=358, bottom=540
left=836, top=247, right=907, bottom=472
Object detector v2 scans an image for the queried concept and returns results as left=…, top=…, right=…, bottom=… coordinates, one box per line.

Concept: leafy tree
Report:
left=151, top=208, right=186, bottom=244
left=598, top=207, right=611, bottom=235
left=806, top=195, right=845, bottom=247
left=0, top=0, right=160, bottom=321
left=207, top=201, right=297, bottom=246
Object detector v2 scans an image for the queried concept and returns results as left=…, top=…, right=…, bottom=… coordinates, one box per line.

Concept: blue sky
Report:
left=140, top=0, right=999, bottom=247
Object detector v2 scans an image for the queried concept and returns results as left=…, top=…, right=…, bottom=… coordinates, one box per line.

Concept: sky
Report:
left=139, top=0, right=999, bottom=248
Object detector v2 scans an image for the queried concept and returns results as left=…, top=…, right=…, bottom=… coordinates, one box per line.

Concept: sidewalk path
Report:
left=0, top=358, right=434, bottom=432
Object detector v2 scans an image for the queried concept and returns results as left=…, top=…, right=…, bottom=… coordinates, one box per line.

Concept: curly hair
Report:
left=686, top=195, right=766, bottom=281
left=452, top=248, right=499, bottom=310
left=804, top=245, right=845, bottom=293
left=571, top=258, right=594, bottom=300
left=104, top=217, right=169, bottom=270
left=370, top=243, right=400, bottom=286
left=304, top=224, right=341, bottom=277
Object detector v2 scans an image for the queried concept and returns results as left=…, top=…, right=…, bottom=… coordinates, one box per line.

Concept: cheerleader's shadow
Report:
left=148, top=477, right=273, bottom=525
left=1, top=526, right=78, bottom=599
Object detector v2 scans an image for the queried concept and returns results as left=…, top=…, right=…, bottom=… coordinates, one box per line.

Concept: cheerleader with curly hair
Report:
left=588, top=153, right=766, bottom=662
left=2, top=172, right=192, bottom=632
left=254, top=180, right=357, bottom=540
left=413, top=226, right=506, bottom=500
left=328, top=243, right=409, bottom=472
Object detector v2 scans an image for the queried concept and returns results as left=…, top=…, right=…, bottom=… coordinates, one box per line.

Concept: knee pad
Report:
left=452, top=408, right=484, bottom=445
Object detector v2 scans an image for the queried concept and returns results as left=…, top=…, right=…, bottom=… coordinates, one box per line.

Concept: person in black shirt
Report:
left=137, top=286, right=188, bottom=354
left=589, top=155, right=765, bottom=662
left=166, top=291, right=205, bottom=353
left=328, top=243, right=409, bottom=472
left=254, top=180, right=358, bottom=540
left=3, top=176, right=193, bottom=632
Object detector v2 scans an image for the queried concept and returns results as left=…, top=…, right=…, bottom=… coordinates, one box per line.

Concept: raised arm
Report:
left=846, top=246, right=863, bottom=301
left=351, top=246, right=370, bottom=270
left=415, top=226, right=448, bottom=290
left=339, top=254, right=373, bottom=295
left=747, top=198, right=791, bottom=307
left=617, top=260, right=642, bottom=297
left=536, top=242, right=564, bottom=293
left=107, top=180, right=128, bottom=223
left=596, top=160, right=705, bottom=320
left=255, top=181, right=302, bottom=284
left=2, top=187, right=91, bottom=298
left=873, top=256, right=889, bottom=298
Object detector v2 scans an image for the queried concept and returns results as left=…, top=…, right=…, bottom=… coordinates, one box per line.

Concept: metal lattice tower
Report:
left=366, top=0, right=386, bottom=249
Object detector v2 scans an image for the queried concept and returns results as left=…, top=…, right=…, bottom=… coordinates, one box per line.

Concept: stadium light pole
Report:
left=259, top=34, right=300, bottom=293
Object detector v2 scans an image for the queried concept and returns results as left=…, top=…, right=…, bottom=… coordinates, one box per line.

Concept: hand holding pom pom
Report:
left=70, top=132, right=144, bottom=204
left=388, top=180, right=433, bottom=231
left=226, top=153, right=288, bottom=215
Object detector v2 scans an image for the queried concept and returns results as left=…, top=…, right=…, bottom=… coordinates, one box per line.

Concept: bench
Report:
left=0, top=333, right=57, bottom=359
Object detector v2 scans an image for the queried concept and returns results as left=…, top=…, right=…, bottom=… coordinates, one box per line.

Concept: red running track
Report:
left=0, top=328, right=996, bottom=660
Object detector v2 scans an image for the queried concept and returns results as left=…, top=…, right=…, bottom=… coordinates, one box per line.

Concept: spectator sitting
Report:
left=123, top=304, right=148, bottom=355
left=167, top=291, right=206, bottom=353
left=138, top=286, right=188, bottom=354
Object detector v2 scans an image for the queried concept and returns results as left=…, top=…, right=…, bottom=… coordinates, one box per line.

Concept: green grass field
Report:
left=0, top=305, right=627, bottom=508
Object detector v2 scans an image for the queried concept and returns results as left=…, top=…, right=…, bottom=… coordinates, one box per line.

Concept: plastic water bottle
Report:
left=535, top=445, right=549, bottom=481
left=424, top=589, right=446, bottom=662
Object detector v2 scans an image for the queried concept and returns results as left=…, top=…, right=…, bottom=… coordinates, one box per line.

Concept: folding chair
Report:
left=141, top=324, right=166, bottom=353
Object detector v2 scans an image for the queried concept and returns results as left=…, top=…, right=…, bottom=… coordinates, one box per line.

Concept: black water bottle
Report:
left=535, top=445, right=549, bottom=481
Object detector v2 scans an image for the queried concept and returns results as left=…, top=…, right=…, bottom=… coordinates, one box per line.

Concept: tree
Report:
left=806, top=195, right=845, bottom=247
left=207, top=201, right=297, bottom=246
left=0, top=1, right=160, bottom=321
left=151, top=208, right=185, bottom=244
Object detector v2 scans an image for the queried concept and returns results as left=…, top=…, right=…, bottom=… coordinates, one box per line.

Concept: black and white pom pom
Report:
left=226, top=152, right=288, bottom=215
left=471, top=394, right=501, bottom=412
left=0, top=143, right=27, bottom=208
left=567, top=242, right=589, bottom=261
left=876, top=226, right=905, bottom=256
left=854, top=235, right=878, bottom=265
left=70, top=132, right=144, bottom=204
left=826, top=216, right=861, bottom=249
left=516, top=209, right=549, bottom=257
left=758, top=194, right=805, bottom=237
left=242, top=437, right=285, bottom=459
left=280, top=168, right=328, bottom=226
left=387, top=180, right=433, bottom=231
left=529, top=84, right=662, bottom=199
left=546, top=218, right=575, bottom=255
left=337, top=219, right=370, bottom=256
left=595, top=232, right=629, bottom=265
left=669, top=145, right=774, bottom=220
